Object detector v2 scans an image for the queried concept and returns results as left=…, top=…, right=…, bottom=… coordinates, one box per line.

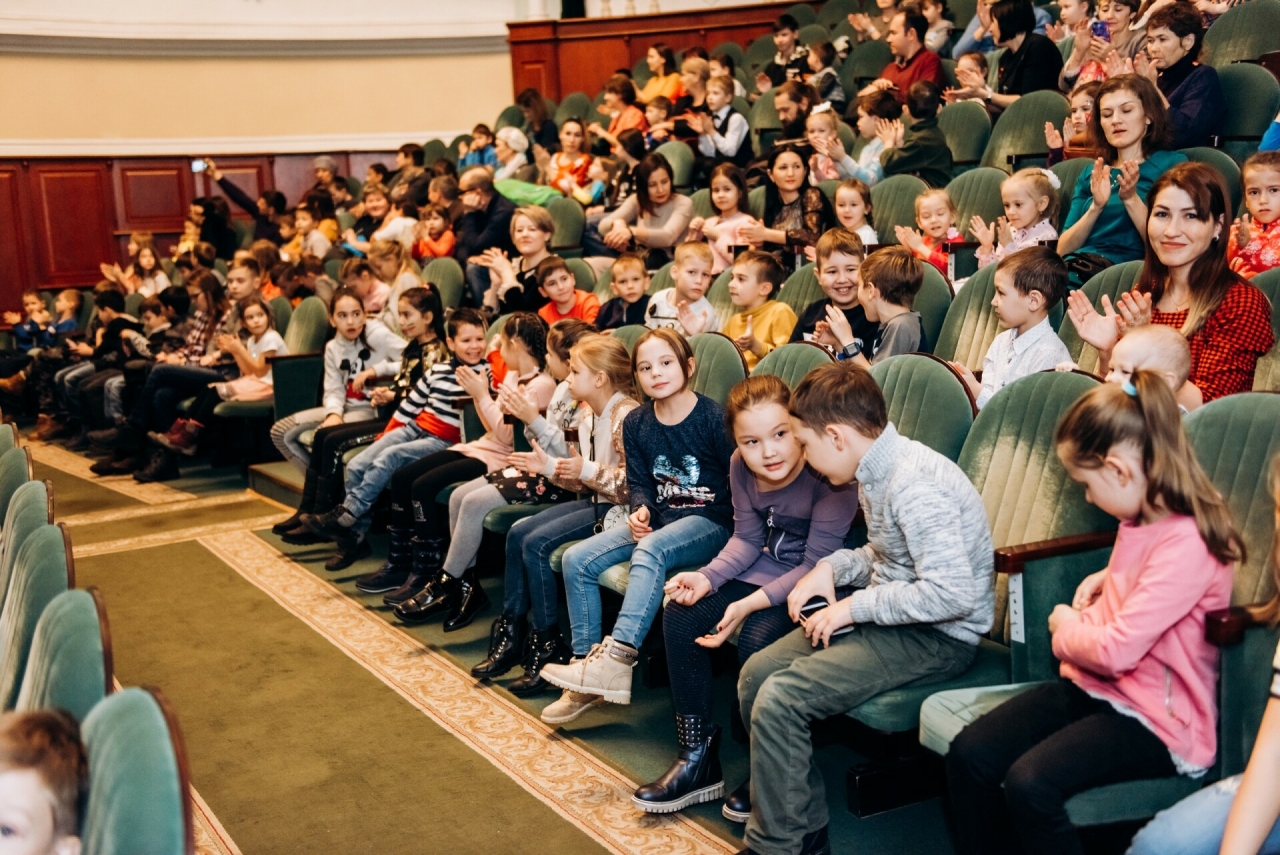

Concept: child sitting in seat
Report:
left=574, top=157, right=617, bottom=209
left=735, top=361, right=992, bottom=854
left=687, top=164, right=757, bottom=275
left=806, top=105, right=847, bottom=184
left=881, top=80, right=953, bottom=189
left=0, top=709, right=86, bottom=855
left=340, top=257, right=392, bottom=318
left=794, top=228, right=879, bottom=363
left=411, top=204, right=456, bottom=262
left=537, top=256, right=601, bottom=325
left=897, top=187, right=963, bottom=276
left=1101, top=323, right=1202, bottom=412
left=807, top=42, right=847, bottom=115
left=846, top=246, right=927, bottom=366
left=830, top=178, right=879, bottom=250
left=644, top=97, right=675, bottom=150
left=596, top=253, right=651, bottom=331
left=949, top=247, right=1070, bottom=409
left=722, top=249, right=797, bottom=370
left=972, top=169, right=1062, bottom=269
left=645, top=242, right=717, bottom=336
left=1229, top=151, right=1280, bottom=279
left=458, top=124, right=499, bottom=170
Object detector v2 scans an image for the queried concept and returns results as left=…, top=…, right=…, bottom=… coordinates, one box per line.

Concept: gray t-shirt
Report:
left=871, top=311, right=925, bottom=364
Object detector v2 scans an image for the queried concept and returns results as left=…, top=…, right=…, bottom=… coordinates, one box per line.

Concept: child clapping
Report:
left=971, top=168, right=1061, bottom=269
left=1228, top=151, right=1280, bottom=278
left=896, top=188, right=962, bottom=276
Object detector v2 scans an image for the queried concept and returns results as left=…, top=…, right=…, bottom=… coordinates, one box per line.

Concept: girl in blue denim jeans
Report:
left=540, top=327, right=735, bottom=724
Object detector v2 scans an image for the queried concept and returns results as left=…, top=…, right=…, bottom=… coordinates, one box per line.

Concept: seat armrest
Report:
left=270, top=352, right=324, bottom=421
left=1207, top=605, right=1271, bottom=647
left=995, top=530, right=1119, bottom=576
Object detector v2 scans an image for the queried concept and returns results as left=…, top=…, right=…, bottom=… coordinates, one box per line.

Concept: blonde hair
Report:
left=914, top=187, right=957, bottom=221
left=674, top=241, right=714, bottom=268
left=1007, top=168, right=1061, bottom=227
left=707, top=75, right=735, bottom=97
left=511, top=205, right=554, bottom=238
left=572, top=335, right=638, bottom=399
left=1056, top=370, right=1245, bottom=566
left=806, top=109, right=839, bottom=133
left=368, top=239, right=413, bottom=277
left=681, top=56, right=711, bottom=83
left=611, top=253, right=648, bottom=278
left=1116, top=325, right=1192, bottom=387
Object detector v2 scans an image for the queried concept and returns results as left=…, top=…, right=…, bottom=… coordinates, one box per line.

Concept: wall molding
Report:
left=0, top=131, right=470, bottom=158
left=0, top=33, right=510, bottom=57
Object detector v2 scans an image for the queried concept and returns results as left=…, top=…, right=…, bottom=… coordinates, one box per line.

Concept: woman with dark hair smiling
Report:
left=1057, top=74, right=1185, bottom=282
left=1067, top=161, right=1274, bottom=401
left=1131, top=2, right=1223, bottom=149
left=595, top=153, right=692, bottom=267
left=738, top=144, right=834, bottom=272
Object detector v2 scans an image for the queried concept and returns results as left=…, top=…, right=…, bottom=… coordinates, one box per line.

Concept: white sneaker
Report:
left=539, top=636, right=637, bottom=704
left=541, top=688, right=605, bottom=724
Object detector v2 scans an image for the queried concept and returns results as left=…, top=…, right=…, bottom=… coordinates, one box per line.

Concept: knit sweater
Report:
left=457, top=368, right=557, bottom=471
left=825, top=423, right=995, bottom=644
left=722, top=300, right=799, bottom=370
left=599, top=194, right=693, bottom=251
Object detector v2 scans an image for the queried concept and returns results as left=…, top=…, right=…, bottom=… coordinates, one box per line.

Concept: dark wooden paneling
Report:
left=28, top=162, right=116, bottom=288
left=113, top=159, right=191, bottom=232
left=275, top=153, right=350, bottom=206
left=0, top=166, right=33, bottom=312
left=200, top=157, right=272, bottom=221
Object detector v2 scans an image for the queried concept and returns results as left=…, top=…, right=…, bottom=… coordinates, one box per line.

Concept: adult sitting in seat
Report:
left=948, top=0, right=1063, bottom=115
left=858, top=9, right=948, bottom=105
left=1057, top=74, right=1185, bottom=283
left=953, top=0, right=1052, bottom=56
left=1067, top=162, right=1274, bottom=402
left=739, top=144, right=835, bottom=272
left=387, top=143, right=430, bottom=208
left=774, top=79, right=817, bottom=145
left=588, top=75, right=648, bottom=155
left=594, top=153, right=692, bottom=269
left=637, top=43, right=684, bottom=106
left=455, top=168, right=517, bottom=307
left=473, top=206, right=554, bottom=317
left=1061, top=0, right=1146, bottom=91
left=1131, top=2, right=1224, bottom=149
left=204, top=158, right=286, bottom=246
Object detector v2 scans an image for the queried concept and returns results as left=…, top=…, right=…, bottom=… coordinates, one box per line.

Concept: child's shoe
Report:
left=133, top=448, right=180, bottom=483
left=0, top=371, right=27, bottom=397
left=540, top=686, right=605, bottom=724
left=149, top=419, right=201, bottom=456
left=539, top=636, right=637, bottom=704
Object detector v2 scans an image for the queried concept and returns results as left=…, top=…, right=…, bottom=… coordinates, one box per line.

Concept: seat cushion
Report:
left=844, top=638, right=1011, bottom=733
left=1065, top=776, right=1204, bottom=826
left=919, top=680, right=1045, bottom=755
left=212, top=400, right=272, bottom=419
left=298, top=428, right=316, bottom=451
left=483, top=503, right=554, bottom=535
left=175, top=397, right=197, bottom=415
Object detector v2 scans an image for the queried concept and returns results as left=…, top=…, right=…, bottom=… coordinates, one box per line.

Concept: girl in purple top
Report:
left=632, top=374, right=859, bottom=815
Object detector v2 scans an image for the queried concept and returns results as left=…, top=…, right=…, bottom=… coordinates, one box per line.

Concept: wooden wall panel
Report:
left=199, top=158, right=272, bottom=221
left=348, top=152, right=398, bottom=185
left=274, top=153, right=349, bottom=206
left=0, top=167, right=33, bottom=311
left=113, top=159, right=191, bottom=232
left=28, top=162, right=116, bottom=288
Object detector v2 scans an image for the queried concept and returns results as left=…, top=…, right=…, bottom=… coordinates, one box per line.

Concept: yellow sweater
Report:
left=722, top=300, right=798, bottom=371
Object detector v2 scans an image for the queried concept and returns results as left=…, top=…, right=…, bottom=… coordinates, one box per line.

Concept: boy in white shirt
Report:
left=644, top=242, right=717, bottom=336
left=950, top=246, right=1069, bottom=409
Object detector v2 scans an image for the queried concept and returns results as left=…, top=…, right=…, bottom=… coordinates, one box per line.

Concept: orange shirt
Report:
left=412, top=229, right=457, bottom=261
left=538, top=290, right=601, bottom=326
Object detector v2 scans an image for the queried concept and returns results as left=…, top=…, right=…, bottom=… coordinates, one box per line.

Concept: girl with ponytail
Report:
left=945, top=370, right=1242, bottom=855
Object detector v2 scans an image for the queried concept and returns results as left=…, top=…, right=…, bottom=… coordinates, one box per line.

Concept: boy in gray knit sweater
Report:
left=734, top=362, right=993, bottom=855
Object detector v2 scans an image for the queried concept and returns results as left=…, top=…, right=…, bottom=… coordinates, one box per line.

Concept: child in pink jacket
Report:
left=944, top=370, right=1242, bottom=855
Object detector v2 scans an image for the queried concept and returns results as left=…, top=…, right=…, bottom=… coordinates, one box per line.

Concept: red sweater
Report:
left=878, top=49, right=948, bottom=103
left=1149, top=281, right=1273, bottom=401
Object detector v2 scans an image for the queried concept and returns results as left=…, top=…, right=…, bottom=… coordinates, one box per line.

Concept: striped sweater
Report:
left=388, top=358, right=490, bottom=444
left=826, top=423, right=995, bottom=645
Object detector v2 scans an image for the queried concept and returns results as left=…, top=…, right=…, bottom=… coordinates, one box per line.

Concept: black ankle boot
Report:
left=722, top=780, right=751, bottom=823
left=382, top=535, right=443, bottom=606
left=355, top=526, right=413, bottom=594
left=471, top=614, right=528, bottom=679
left=507, top=625, right=572, bottom=696
left=133, top=448, right=180, bottom=483
left=391, top=537, right=452, bottom=623
left=443, top=566, right=490, bottom=632
left=273, top=467, right=320, bottom=534
left=632, top=716, right=724, bottom=813
left=325, top=533, right=371, bottom=571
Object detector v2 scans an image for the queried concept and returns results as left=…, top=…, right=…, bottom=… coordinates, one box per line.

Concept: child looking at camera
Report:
left=596, top=254, right=652, bottom=331
left=722, top=250, right=797, bottom=370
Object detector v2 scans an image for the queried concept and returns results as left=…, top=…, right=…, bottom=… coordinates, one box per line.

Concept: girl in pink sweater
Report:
left=946, top=370, right=1242, bottom=855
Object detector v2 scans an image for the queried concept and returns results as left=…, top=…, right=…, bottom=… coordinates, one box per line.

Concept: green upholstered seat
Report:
left=751, top=342, right=834, bottom=388
left=0, top=447, right=32, bottom=525
left=610, top=325, right=649, bottom=354
left=750, top=90, right=782, bottom=156
left=870, top=354, right=974, bottom=462
left=842, top=39, right=892, bottom=91
left=746, top=33, right=778, bottom=71
left=1051, top=158, right=1091, bottom=219
left=0, top=423, right=13, bottom=455
left=16, top=588, right=109, bottom=722
left=1057, top=260, right=1145, bottom=374
left=647, top=262, right=675, bottom=296
left=689, top=332, right=748, bottom=405
left=565, top=257, right=596, bottom=293
left=707, top=269, right=736, bottom=329
left=485, top=313, right=509, bottom=345
left=555, top=92, right=593, bottom=128
left=748, top=186, right=767, bottom=220
left=654, top=142, right=695, bottom=193
left=0, top=480, right=53, bottom=612
left=1216, top=63, right=1280, bottom=166
left=932, top=264, right=999, bottom=369
left=124, top=292, right=144, bottom=318
left=710, top=40, right=745, bottom=65
left=947, top=167, right=1007, bottom=241
left=494, top=106, right=524, bottom=131
left=918, top=681, right=1044, bottom=755
left=981, top=90, right=1070, bottom=172
left=446, top=135, right=472, bottom=164
left=818, top=0, right=858, bottom=27
left=798, top=22, right=829, bottom=45
left=785, top=3, right=819, bottom=25
left=777, top=263, right=825, bottom=316
left=1202, top=0, right=1280, bottom=67
left=0, top=524, right=70, bottom=710
left=689, top=188, right=715, bottom=220
left=422, top=139, right=449, bottom=165
left=1248, top=269, right=1280, bottom=391
left=593, top=263, right=617, bottom=301
left=869, top=175, right=929, bottom=246
left=270, top=296, right=292, bottom=337
left=939, top=102, right=992, bottom=176
left=1182, top=147, right=1243, bottom=214
left=548, top=196, right=587, bottom=257
left=81, top=686, right=193, bottom=855
left=424, top=257, right=466, bottom=310
left=918, top=264, right=954, bottom=352
left=214, top=295, right=330, bottom=421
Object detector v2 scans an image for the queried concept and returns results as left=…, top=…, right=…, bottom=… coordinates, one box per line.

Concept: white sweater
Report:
left=321, top=319, right=406, bottom=416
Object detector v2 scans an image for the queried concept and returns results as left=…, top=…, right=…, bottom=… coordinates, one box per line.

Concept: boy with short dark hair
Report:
left=0, top=709, right=86, bottom=855
left=949, top=246, right=1070, bottom=409
left=848, top=246, right=926, bottom=366
left=881, top=80, right=953, bottom=189
left=736, top=361, right=993, bottom=855
left=596, top=253, right=651, bottom=331
left=757, top=13, right=810, bottom=94
left=536, top=256, right=601, bottom=325
left=793, top=228, right=878, bottom=361
left=722, top=249, right=797, bottom=370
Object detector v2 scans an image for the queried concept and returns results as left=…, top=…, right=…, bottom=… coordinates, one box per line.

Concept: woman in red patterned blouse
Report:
left=1067, top=162, right=1274, bottom=401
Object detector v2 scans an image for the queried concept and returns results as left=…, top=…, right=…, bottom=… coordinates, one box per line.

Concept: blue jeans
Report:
left=103, top=374, right=126, bottom=424
left=55, top=361, right=96, bottom=418
left=464, top=263, right=491, bottom=308
left=1128, top=774, right=1280, bottom=855
left=342, top=424, right=451, bottom=523
left=503, top=500, right=599, bottom=631
left=560, top=514, right=730, bottom=654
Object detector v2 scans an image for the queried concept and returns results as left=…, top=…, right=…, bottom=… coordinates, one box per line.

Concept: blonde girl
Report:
left=896, top=188, right=961, bottom=275
left=805, top=106, right=844, bottom=184
left=946, top=371, right=1241, bottom=854
left=367, top=238, right=420, bottom=336
left=972, top=168, right=1062, bottom=268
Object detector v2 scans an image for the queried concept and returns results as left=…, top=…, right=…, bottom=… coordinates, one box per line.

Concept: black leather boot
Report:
left=470, top=614, right=528, bottom=679
left=507, top=625, right=573, bottom=696
left=392, top=537, right=454, bottom=623
left=632, top=716, right=724, bottom=813
left=133, top=448, right=180, bottom=483
left=443, top=566, right=490, bottom=632
left=355, top=526, right=413, bottom=594
left=273, top=467, right=319, bottom=534
left=383, top=535, right=444, bottom=607
left=722, top=780, right=751, bottom=823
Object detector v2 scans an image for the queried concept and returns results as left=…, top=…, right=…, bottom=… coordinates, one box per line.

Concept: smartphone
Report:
left=1090, top=20, right=1110, bottom=41
left=798, top=596, right=855, bottom=637
left=190, top=159, right=207, bottom=174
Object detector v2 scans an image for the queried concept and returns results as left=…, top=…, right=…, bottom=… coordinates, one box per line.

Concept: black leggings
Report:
left=388, top=449, right=487, bottom=539
left=663, top=579, right=795, bottom=719
left=945, top=679, right=1178, bottom=855
left=306, top=420, right=384, bottom=481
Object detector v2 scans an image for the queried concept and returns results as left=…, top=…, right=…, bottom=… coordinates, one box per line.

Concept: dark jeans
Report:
left=75, top=368, right=121, bottom=430
left=502, top=499, right=597, bottom=630
left=388, top=449, right=486, bottom=539
left=664, top=579, right=794, bottom=719
left=946, top=679, right=1178, bottom=855
left=128, top=364, right=225, bottom=433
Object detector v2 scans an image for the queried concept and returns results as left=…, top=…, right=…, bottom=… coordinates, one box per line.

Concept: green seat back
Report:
left=778, top=263, right=825, bottom=316
left=1202, top=0, right=1280, bottom=67
left=423, top=257, right=466, bottom=310
left=555, top=92, right=593, bottom=128
left=1216, top=63, right=1280, bottom=166
left=335, top=210, right=356, bottom=233
left=747, top=186, right=767, bottom=220
left=0, top=481, right=52, bottom=612
left=710, top=40, right=745, bottom=66
left=654, top=142, right=695, bottom=192
left=799, top=22, right=829, bottom=45
left=269, top=296, right=292, bottom=338
left=750, top=90, right=781, bottom=156
left=948, top=167, right=1008, bottom=241
left=494, top=105, right=525, bottom=131
left=933, top=264, right=998, bottom=368
left=0, top=524, right=70, bottom=710
left=690, top=188, right=715, bottom=219
left=751, top=342, right=834, bottom=387
left=1057, top=260, right=1144, bottom=373
left=124, top=292, right=144, bottom=318
left=594, top=263, right=616, bottom=301
left=818, top=0, right=858, bottom=26
left=632, top=55, right=655, bottom=88
left=842, top=39, right=893, bottom=92
left=81, top=687, right=192, bottom=855
left=818, top=179, right=840, bottom=207
left=980, top=90, right=1070, bottom=172
left=446, top=134, right=472, bottom=164
left=1051, top=157, right=1091, bottom=220
left=565, top=257, right=597, bottom=293
left=422, top=139, right=449, bottom=165
left=869, top=175, right=929, bottom=246
left=282, top=296, right=329, bottom=355
left=230, top=218, right=254, bottom=250
left=707, top=268, right=736, bottom=329
left=485, top=313, right=509, bottom=345
left=76, top=293, right=96, bottom=333
left=870, top=354, right=974, bottom=462
left=324, top=258, right=341, bottom=281
left=0, top=424, right=12, bottom=455
left=785, top=2, right=819, bottom=25
left=917, top=263, right=954, bottom=353
left=1181, top=146, right=1243, bottom=214
left=0, top=447, right=32, bottom=525
left=16, top=588, right=109, bottom=722
left=611, top=325, right=649, bottom=353
left=745, top=33, right=778, bottom=71
left=689, top=332, right=748, bottom=405
left=1248, top=269, right=1280, bottom=391
left=647, top=262, right=675, bottom=295
left=547, top=195, right=586, bottom=254
left=939, top=101, right=992, bottom=172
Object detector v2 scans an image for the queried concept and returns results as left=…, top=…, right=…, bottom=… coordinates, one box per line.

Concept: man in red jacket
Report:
left=858, top=9, right=947, bottom=104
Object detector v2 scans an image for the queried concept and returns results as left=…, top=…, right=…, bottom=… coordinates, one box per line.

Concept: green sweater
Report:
left=881, top=115, right=953, bottom=189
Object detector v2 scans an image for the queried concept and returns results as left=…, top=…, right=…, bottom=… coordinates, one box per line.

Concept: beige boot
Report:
left=540, top=687, right=605, bottom=724
left=539, top=636, right=637, bottom=704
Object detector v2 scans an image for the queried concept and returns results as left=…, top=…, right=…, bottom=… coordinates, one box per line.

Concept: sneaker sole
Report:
left=354, top=581, right=405, bottom=594
left=632, top=781, right=725, bottom=814
left=539, top=696, right=605, bottom=724
left=538, top=670, right=631, bottom=704
left=722, top=804, right=751, bottom=823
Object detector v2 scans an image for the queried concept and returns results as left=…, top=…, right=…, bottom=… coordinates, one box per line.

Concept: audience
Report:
left=687, top=163, right=757, bottom=274
left=722, top=250, right=796, bottom=370
left=858, top=9, right=948, bottom=104
left=637, top=43, right=684, bottom=105
left=387, top=143, right=431, bottom=207
left=596, top=153, right=692, bottom=269
left=493, top=127, right=531, bottom=181
left=456, top=167, right=518, bottom=306
left=756, top=15, right=810, bottom=95
left=517, top=87, right=560, bottom=153
left=589, top=75, right=648, bottom=154
left=1229, top=151, right=1280, bottom=278
left=739, top=144, right=834, bottom=272
left=1142, top=2, right=1224, bottom=149
left=986, top=0, right=1065, bottom=111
